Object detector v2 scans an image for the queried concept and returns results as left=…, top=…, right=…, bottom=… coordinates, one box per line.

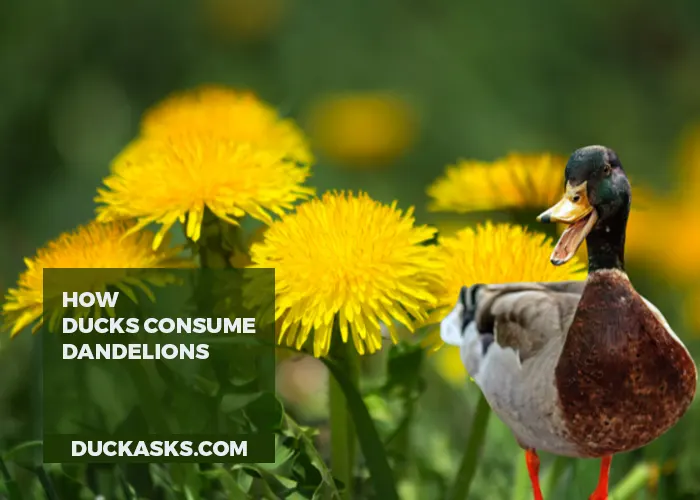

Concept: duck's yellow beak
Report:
left=537, top=182, right=593, bottom=223
left=537, top=182, right=598, bottom=266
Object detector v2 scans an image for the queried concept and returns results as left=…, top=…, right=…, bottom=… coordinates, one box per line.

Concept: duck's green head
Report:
left=537, top=145, right=631, bottom=269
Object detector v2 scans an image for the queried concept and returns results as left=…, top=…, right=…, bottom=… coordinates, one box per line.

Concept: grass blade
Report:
left=447, top=393, right=491, bottom=500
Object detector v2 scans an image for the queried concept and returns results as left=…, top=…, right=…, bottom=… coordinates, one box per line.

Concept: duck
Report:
left=440, top=145, right=697, bottom=500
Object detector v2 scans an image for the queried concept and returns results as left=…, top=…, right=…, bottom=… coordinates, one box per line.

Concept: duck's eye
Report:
left=603, top=164, right=612, bottom=176
left=571, top=194, right=581, bottom=203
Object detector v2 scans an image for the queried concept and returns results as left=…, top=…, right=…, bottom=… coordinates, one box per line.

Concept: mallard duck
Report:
left=440, top=145, right=697, bottom=500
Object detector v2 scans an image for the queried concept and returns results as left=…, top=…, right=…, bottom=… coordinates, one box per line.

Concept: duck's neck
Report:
left=586, top=208, right=629, bottom=273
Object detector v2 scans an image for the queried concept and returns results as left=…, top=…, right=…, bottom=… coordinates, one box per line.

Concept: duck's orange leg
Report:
left=589, top=456, right=613, bottom=500
left=525, top=449, right=543, bottom=500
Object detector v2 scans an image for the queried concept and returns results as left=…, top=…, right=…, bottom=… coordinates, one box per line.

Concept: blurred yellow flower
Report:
left=427, top=153, right=566, bottom=213
left=96, top=137, right=314, bottom=250
left=626, top=198, right=700, bottom=280
left=307, top=92, right=417, bottom=167
left=248, top=191, right=441, bottom=357
left=202, top=0, right=287, bottom=43
left=623, top=129, right=700, bottom=277
left=140, top=85, right=313, bottom=164
left=433, top=346, right=469, bottom=384
left=2, top=221, right=192, bottom=337
left=427, top=222, right=587, bottom=379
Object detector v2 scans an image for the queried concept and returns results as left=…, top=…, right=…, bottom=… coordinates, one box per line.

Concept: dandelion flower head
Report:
left=2, top=221, right=193, bottom=337
left=140, top=85, right=313, bottom=164
left=249, top=191, right=442, bottom=357
left=427, top=153, right=566, bottom=213
left=96, top=136, right=314, bottom=250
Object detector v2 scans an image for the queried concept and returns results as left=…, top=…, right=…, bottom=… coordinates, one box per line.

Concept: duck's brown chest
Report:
left=555, top=271, right=697, bottom=457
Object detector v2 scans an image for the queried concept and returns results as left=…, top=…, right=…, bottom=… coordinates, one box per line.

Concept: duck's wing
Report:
left=441, top=281, right=584, bottom=378
left=440, top=281, right=588, bottom=456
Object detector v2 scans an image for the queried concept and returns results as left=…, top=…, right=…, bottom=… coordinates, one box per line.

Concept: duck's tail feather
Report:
left=440, top=283, right=490, bottom=378
left=440, top=283, right=485, bottom=346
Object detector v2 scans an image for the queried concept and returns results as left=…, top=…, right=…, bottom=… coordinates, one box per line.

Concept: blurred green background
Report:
left=2, top=0, right=700, bottom=498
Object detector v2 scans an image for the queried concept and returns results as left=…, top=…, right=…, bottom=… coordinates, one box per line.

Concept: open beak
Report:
left=537, top=182, right=598, bottom=266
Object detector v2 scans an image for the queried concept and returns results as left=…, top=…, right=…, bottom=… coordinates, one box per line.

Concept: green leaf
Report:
left=282, top=414, right=341, bottom=500
left=170, top=463, right=202, bottom=497
left=201, top=464, right=253, bottom=498
left=322, top=357, right=400, bottom=500
left=221, top=392, right=263, bottom=415
left=610, top=463, right=654, bottom=500
left=256, top=436, right=297, bottom=472
left=380, top=344, right=425, bottom=458
left=234, top=465, right=297, bottom=499
left=2, top=441, right=43, bottom=461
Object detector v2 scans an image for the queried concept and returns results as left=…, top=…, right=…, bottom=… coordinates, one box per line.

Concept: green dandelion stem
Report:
left=447, top=392, right=491, bottom=500
left=324, top=333, right=399, bottom=500
left=609, top=462, right=653, bottom=500
left=329, top=381, right=353, bottom=498
left=328, top=331, right=360, bottom=500
left=0, top=456, right=22, bottom=500
left=195, top=209, right=245, bottom=269
left=34, top=466, right=58, bottom=500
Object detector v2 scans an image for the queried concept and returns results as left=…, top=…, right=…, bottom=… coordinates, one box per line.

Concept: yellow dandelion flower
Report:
left=433, top=346, right=469, bottom=384
left=248, top=191, right=442, bottom=357
left=140, top=85, right=313, bottom=164
left=307, top=92, right=417, bottom=167
left=427, top=153, right=566, bottom=213
left=427, top=223, right=587, bottom=378
left=2, top=221, right=193, bottom=337
left=95, top=136, right=314, bottom=250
